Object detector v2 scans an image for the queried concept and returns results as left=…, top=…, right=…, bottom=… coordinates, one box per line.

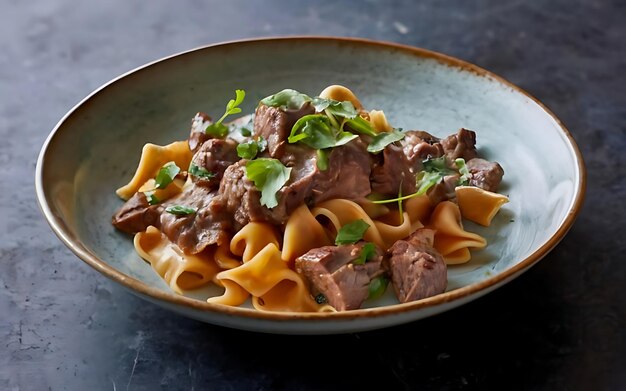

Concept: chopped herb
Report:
left=165, top=205, right=197, bottom=216
left=367, top=130, right=406, bottom=153
left=288, top=114, right=357, bottom=150
left=335, top=219, right=370, bottom=245
left=240, top=127, right=252, bottom=137
left=260, top=89, right=312, bottom=110
left=188, top=163, right=215, bottom=179
left=316, top=149, right=329, bottom=171
left=345, top=115, right=377, bottom=137
left=315, top=293, right=327, bottom=304
left=154, top=162, right=180, bottom=189
left=455, top=158, right=471, bottom=186
left=368, top=276, right=389, bottom=300
left=144, top=191, right=160, bottom=205
left=423, top=156, right=454, bottom=174
left=415, top=171, right=443, bottom=195
left=237, top=137, right=267, bottom=160
left=311, top=97, right=358, bottom=119
left=510, top=219, right=515, bottom=223
left=205, top=89, right=246, bottom=137
left=245, top=158, right=292, bottom=208
left=353, top=242, right=377, bottom=265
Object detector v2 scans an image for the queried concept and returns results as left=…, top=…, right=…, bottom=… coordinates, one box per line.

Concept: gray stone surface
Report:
left=1, top=0, right=624, bottom=389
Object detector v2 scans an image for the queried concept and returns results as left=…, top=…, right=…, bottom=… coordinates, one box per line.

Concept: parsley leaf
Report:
left=423, top=156, right=454, bottom=174
left=165, top=205, right=197, bottom=216
left=289, top=114, right=358, bottom=150
left=345, top=115, right=378, bottom=137
left=316, top=149, right=329, bottom=171
left=455, top=158, right=471, bottom=186
left=205, top=89, right=246, bottom=137
left=368, top=276, right=389, bottom=300
left=335, top=219, right=370, bottom=245
left=188, top=163, right=215, bottom=179
left=415, top=171, right=443, bottom=195
left=367, top=130, right=406, bottom=153
left=353, top=242, right=377, bottom=265
left=154, top=162, right=180, bottom=189
left=237, top=137, right=267, bottom=160
left=260, top=89, right=312, bottom=110
left=311, top=97, right=358, bottom=119
left=245, top=158, right=292, bottom=208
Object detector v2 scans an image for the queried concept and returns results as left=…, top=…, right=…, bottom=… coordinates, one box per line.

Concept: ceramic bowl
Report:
left=36, top=37, right=585, bottom=334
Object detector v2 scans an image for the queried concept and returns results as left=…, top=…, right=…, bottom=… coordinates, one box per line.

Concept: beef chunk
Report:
left=253, top=103, right=315, bottom=158
left=189, top=138, right=239, bottom=188
left=440, top=128, right=478, bottom=162
left=295, top=242, right=385, bottom=311
left=387, top=229, right=447, bottom=303
left=370, top=143, right=416, bottom=196
left=401, top=130, right=444, bottom=171
left=112, top=192, right=161, bottom=234
left=310, top=138, right=372, bottom=203
left=466, top=158, right=504, bottom=192
left=159, top=185, right=230, bottom=254
left=188, top=112, right=212, bottom=153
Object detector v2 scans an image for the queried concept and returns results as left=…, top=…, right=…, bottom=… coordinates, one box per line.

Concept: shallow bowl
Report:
left=36, top=37, right=585, bottom=334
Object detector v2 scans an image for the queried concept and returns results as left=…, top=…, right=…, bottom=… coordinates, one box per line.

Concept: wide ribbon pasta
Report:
left=428, top=201, right=487, bottom=264
left=134, top=226, right=220, bottom=293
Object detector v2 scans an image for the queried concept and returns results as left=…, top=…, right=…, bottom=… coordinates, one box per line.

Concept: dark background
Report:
left=1, top=0, right=624, bottom=389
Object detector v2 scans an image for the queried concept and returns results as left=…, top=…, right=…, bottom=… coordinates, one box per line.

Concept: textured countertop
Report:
left=1, top=1, right=624, bottom=389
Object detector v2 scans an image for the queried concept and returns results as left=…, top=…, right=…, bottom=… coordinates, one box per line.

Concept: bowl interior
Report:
left=39, top=38, right=582, bottom=315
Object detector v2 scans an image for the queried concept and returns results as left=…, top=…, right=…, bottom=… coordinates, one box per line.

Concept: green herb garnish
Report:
left=367, top=130, right=406, bottom=153
left=311, top=97, right=358, bottom=119
left=144, top=191, right=160, bottom=205
left=237, top=137, right=267, bottom=160
left=154, top=162, right=180, bottom=189
left=315, top=293, right=327, bottom=304
left=316, top=149, right=329, bottom=171
left=345, top=115, right=378, bottom=137
left=188, top=163, right=215, bottom=179
left=205, top=89, right=246, bottom=137
left=288, top=114, right=357, bottom=150
left=368, top=276, right=389, bottom=300
left=165, top=205, right=197, bottom=216
left=335, top=219, right=370, bottom=245
left=353, top=242, right=377, bottom=265
left=455, top=158, right=470, bottom=186
left=260, top=89, right=312, bottom=110
left=245, top=158, right=292, bottom=208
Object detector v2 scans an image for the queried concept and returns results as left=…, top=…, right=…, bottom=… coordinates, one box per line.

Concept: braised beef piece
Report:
left=253, top=103, right=315, bottom=158
left=401, top=130, right=444, bottom=171
left=159, top=185, right=230, bottom=254
left=387, top=229, right=447, bottom=303
left=440, top=128, right=478, bottom=162
left=427, top=174, right=460, bottom=204
left=189, top=138, right=239, bottom=188
left=217, top=140, right=372, bottom=229
left=370, top=143, right=416, bottom=197
left=188, top=112, right=212, bottom=153
left=111, top=192, right=161, bottom=234
left=466, top=158, right=504, bottom=192
left=310, top=138, right=372, bottom=203
left=214, top=160, right=270, bottom=230
left=295, top=242, right=385, bottom=311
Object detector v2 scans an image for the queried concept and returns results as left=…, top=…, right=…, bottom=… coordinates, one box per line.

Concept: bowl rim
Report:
left=35, top=36, right=587, bottom=322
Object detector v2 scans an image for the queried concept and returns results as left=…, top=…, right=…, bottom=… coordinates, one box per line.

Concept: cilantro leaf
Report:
left=205, top=89, right=246, bottom=137
left=289, top=114, right=358, bottom=150
left=189, top=163, right=215, bottom=179
left=415, top=171, right=443, bottom=195
left=335, top=219, right=370, bottom=245
left=367, top=130, right=406, bottom=153
left=154, top=162, right=180, bottom=189
left=237, top=137, right=267, bottom=160
left=165, top=205, right=197, bottom=216
left=311, top=97, right=358, bottom=119
left=353, top=242, right=377, bottom=265
left=423, top=156, right=454, bottom=174
left=345, top=115, right=378, bottom=137
left=368, top=276, right=389, bottom=300
left=245, top=158, right=292, bottom=208
left=260, top=89, right=312, bottom=110
left=455, top=158, right=471, bottom=186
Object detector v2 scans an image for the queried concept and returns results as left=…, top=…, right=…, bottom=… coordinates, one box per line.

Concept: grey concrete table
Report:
left=2, top=1, right=624, bottom=389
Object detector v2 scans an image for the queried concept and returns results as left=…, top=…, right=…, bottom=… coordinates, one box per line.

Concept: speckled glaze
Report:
left=36, top=37, right=585, bottom=334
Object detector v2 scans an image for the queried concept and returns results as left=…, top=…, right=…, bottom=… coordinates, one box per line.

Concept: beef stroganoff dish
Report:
left=112, top=85, right=508, bottom=312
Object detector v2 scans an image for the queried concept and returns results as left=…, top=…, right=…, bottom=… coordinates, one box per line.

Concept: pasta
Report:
left=113, top=85, right=508, bottom=312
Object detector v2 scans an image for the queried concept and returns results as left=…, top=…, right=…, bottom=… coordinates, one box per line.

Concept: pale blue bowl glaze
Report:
left=36, top=37, right=585, bottom=334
